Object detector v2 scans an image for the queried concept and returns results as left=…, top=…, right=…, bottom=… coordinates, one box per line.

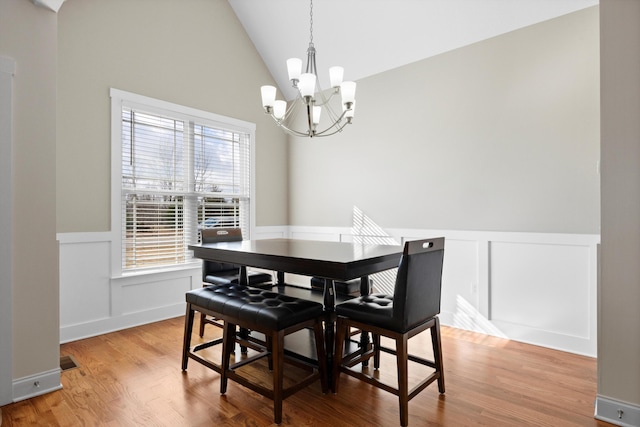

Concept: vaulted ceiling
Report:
left=34, top=0, right=599, bottom=99
left=228, top=0, right=598, bottom=99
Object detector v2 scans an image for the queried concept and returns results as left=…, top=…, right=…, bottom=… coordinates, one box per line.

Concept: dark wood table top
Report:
left=189, top=238, right=403, bottom=281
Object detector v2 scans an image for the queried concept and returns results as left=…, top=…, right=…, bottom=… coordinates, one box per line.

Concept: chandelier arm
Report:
left=270, top=115, right=312, bottom=138
left=305, top=103, right=314, bottom=135
left=311, top=109, right=349, bottom=136
left=313, top=120, right=351, bottom=137
left=311, top=89, right=339, bottom=107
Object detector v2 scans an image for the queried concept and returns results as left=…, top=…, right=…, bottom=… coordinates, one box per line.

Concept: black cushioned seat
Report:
left=182, top=284, right=327, bottom=425
left=187, top=285, right=324, bottom=330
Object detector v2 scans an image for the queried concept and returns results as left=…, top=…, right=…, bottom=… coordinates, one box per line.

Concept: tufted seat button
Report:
left=185, top=284, right=325, bottom=334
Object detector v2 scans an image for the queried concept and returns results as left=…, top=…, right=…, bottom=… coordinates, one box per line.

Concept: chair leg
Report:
left=272, top=330, right=285, bottom=424
left=220, top=321, right=236, bottom=395
left=431, top=316, right=445, bottom=393
left=239, top=327, right=250, bottom=353
left=332, top=317, right=347, bottom=393
left=396, top=334, right=409, bottom=427
left=198, top=312, right=206, bottom=337
left=373, top=333, right=381, bottom=369
left=182, top=304, right=195, bottom=371
left=313, top=318, right=329, bottom=394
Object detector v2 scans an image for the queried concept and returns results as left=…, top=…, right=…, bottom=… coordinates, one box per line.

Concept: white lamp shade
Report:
left=329, top=66, right=344, bottom=88
left=287, top=58, right=302, bottom=81
left=298, top=73, right=316, bottom=98
left=340, top=81, right=356, bottom=105
left=273, top=100, right=287, bottom=120
left=312, top=106, right=322, bottom=124
left=261, top=85, right=276, bottom=108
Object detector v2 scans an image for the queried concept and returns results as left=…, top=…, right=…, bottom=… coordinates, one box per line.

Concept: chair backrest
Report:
left=201, top=227, right=243, bottom=244
left=392, top=237, right=445, bottom=331
left=200, top=228, right=243, bottom=277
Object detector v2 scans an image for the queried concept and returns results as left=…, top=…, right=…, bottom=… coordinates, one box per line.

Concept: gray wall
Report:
left=56, top=0, right=289, bottom=232
left=288, top=7, right=600, bottom=234
left=0, top=0, right=60, bottom=380
left=8, top=0, right=640, bottom=418
left=600, top=0, right=640, bottom=408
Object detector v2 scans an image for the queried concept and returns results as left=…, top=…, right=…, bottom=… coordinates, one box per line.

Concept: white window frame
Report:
left=110, top=88, right=257, bottom=277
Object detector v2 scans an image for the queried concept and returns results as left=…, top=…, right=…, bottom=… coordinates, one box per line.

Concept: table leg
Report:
left=323, top=278, right=336, bottom=388
left=359, top=275, right=371, bottom=366
left=239, top=266, right=249, bottom=353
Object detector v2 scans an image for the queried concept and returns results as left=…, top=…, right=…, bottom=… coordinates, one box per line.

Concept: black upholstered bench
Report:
left=181, top=284, right=328, bottom=424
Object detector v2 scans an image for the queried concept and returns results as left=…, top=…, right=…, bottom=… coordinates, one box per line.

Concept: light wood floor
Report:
left=1, top=316, right=611, bottom=426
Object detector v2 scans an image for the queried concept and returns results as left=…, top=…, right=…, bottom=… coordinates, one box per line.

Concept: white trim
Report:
left=595, top=396, right=640, bottom=427
left=12, top=369, right=62, bottom=403
left=109, top=88, right=255, bottom=133
left=56, top=231, right=113, bottom=244
left=0, top=55, right=15, bottom=406
left=110, top=89, right=123, bottom=277
left=60, top=304, right=186, bottom=344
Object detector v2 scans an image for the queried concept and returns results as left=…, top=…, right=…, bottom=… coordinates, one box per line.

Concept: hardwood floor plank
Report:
left=1, top=317, right=611, bottom=426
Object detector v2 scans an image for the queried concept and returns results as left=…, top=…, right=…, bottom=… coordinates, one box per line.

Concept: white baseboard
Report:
left=60, top=303, right=185, bottom=344
left=595, top=396, right=640, bottom=427
left=12, top=368, right=62, bottom=403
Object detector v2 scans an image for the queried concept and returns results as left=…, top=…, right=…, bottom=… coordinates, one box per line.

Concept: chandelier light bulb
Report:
left=340, top=81, right=356, bottom=106
left=261, top=85, right=276, bottom=108
left=287, top=58, right=302, bottom=82
left=298, top=73, right=316, bottom=98
left=312, top=106, right=322, bottom=125
left=329, top=66, right=344, bottom=88
left=273, top=100, right=287, bottom=120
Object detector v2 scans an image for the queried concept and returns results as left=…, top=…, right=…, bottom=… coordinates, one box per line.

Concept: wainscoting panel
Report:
left=289, top=226, right=599, bottom=356
left=59, top=236, right=111, bottom=328
left=58, top=227, right=598, bottom=356
left=58, top=232, right=202, bottom=343
left=490, top=241, right=591, bottom=338
left=112, top=272, right=197, bottom=317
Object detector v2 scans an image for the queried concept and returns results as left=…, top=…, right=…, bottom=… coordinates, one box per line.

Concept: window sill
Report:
left=111, top=261, right=201, bottom=284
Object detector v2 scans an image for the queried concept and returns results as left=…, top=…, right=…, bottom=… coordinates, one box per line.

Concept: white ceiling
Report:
left=229, top=0, right=598, bottom=100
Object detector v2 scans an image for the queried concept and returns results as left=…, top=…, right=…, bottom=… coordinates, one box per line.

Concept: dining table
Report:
left=188, top=237, right=403, bottom=376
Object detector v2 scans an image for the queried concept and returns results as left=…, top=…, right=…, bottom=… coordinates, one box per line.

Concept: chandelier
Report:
left=260, top=0, right=356, bottom=138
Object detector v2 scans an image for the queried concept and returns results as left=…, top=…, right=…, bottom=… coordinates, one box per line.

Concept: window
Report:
left=110, top=89, right=255, bottom=274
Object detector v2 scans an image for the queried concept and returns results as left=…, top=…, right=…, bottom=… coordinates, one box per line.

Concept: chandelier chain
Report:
left=309, top=0, right=314, bottom=45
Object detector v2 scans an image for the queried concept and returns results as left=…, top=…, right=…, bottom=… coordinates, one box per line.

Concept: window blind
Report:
left=120, top=106, right=251, bottom=271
